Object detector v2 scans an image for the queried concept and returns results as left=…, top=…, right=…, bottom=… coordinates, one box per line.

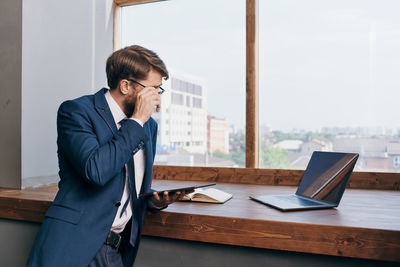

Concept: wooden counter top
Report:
left=1, top=179, right=399, bottom=262
left=143, top=180, right=400, bottom=262
left=148, top=180, right=400, bottom=231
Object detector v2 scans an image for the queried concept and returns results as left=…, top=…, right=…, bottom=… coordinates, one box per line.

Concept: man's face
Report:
left=123, top=68, right=162, bottom=117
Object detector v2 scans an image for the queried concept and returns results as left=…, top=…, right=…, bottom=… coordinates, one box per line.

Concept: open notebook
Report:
left=181, top=188, right=232, bottom=204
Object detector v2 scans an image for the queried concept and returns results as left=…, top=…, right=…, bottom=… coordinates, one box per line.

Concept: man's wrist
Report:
left=129, top=117, right=144, bottom=127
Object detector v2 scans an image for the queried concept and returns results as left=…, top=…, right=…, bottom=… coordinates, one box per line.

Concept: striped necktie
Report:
left=119, top=119, right=137, bottom=218
left=119, top=157, right=137, bottom=217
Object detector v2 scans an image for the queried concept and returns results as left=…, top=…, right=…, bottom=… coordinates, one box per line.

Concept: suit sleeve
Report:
left=146, top=120, right=168, bottom=212
left=57, top=100, right=149, bottom=186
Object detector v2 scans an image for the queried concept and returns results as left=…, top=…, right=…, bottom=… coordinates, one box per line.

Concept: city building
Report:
left=301, top=139, right=332, bottom=153
left=152, top=70, right=208, bottom=160
left=273, top=140, right=303, bottom=151
left=284, top=139, right=333, bottom=169
left=207, top=115, right=230, bottom=154
left=321, top=126, right=399, bottom=137
left=333, top=137, right=400, bottom=172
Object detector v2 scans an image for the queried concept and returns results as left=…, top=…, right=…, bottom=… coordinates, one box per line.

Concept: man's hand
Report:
left=151, top=190, right=194, bottom=209
left=132, top=87, right=160, bottom=123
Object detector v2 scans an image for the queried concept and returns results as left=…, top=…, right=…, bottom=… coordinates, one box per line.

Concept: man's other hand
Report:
left=132, top=87, right=160, bottom=123
left=151, top=190, right=194, bottom=209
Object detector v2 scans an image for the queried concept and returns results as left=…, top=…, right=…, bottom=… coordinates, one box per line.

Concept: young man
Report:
left=28, top=45, right=184, bottom=267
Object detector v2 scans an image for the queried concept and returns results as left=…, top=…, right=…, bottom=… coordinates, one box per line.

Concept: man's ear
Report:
left=118, top=79, right=130, bottom=95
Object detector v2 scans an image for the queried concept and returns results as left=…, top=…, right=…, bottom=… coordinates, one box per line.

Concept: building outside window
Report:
left=120, top=0, right=245, bottom=167
left=258, top=0, right=400, bottom=172
left=120, top=0, right=399, bottom=172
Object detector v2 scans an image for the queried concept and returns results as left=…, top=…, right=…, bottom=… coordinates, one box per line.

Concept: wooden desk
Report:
left=144, top=180, right=400, bottom=262
left=1, top=179, right=399, bottom=262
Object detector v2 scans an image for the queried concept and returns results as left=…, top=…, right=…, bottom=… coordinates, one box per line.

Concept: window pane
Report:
left=120, top=0, right=245, bottom=167
left=259, top=0, right=400, bottom=172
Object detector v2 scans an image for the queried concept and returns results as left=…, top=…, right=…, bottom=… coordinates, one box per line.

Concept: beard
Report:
left=122, top=95, right=136, bottom=118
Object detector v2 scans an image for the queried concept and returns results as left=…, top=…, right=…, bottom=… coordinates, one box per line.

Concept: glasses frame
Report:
left=127, top=78, right=165, bottom=95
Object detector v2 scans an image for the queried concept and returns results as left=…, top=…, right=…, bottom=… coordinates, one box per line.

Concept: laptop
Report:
left=250, top=151, right=359, bottom=211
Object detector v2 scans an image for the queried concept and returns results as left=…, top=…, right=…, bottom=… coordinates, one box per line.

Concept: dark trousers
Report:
left=89, top=220, right=133, bottom=267
left=88, top=244, right=124, bottom=267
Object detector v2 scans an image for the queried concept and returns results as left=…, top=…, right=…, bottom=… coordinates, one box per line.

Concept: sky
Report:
left=120, top=0, right=400, bottom=132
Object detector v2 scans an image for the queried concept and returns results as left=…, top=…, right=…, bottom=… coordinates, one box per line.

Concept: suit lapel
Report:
left=94, top=88, right=118, bottom=135
left=141, top=123, right=154, bottom=194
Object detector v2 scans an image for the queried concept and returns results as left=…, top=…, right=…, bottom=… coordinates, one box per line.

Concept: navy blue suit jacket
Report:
left=28, top=88, right=158, bottom=267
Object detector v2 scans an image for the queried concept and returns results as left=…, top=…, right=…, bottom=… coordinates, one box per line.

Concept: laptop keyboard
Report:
left=274, top=195, right=324, bottom=206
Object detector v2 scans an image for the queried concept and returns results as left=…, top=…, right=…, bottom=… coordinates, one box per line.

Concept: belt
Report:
left=104, top=231, right=121, bottom=249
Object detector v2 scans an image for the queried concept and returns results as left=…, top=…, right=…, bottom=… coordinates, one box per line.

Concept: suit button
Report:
left=115, top=201, right=121, bottom=207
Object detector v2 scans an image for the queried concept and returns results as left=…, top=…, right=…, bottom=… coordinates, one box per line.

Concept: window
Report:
left=186, top=96, right=191, bottom=107
left=259, top=0, right=400, bottom=172
left=394, top=156, right=400, bottom=169
left=119, top=0, right=245, bottom=167
left=192, top=97, right=202, bottom=108
left=115, top=0, right=400, bottom=176
left=171, top=93, right=184, bottom=105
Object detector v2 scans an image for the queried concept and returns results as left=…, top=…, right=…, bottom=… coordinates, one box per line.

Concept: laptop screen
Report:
left=296, top=152, right=358, bottom=204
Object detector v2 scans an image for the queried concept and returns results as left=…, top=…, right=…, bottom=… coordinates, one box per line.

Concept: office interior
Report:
left=1, top=0, right=399, bottom=266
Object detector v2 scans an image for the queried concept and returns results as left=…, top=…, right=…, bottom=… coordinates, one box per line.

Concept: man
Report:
left=28, top=45, right=185, bottom=266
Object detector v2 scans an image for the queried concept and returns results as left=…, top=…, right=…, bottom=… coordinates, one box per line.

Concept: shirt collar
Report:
left=105, top=90, right=127, bottom=126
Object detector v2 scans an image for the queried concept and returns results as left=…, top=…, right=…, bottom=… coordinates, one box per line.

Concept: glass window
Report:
left=171, top=92, right=184, bottom=105
left=394, top=155, right=400, bottom=169
left=120, top=0, right=245, bottom=167
left=193, top=97, right=202, bottom=108
left=186, top=96, right=191, bottom=107
left=259, top=0, right=400, bottom=172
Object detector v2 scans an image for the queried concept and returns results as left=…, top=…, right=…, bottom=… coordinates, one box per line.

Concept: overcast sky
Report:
left=121, top=0, right=400, bottom=132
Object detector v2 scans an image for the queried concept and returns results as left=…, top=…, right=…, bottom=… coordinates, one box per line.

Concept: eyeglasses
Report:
left=127, top=79, right=165, bottom=95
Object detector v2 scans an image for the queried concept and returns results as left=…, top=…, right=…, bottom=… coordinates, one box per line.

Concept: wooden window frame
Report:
left=113, top=0, right=258, bottom=168
left=112, top=0, right=400, bottom=186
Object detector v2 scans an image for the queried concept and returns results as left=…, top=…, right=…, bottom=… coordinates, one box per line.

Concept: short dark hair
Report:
left=106, top=45, right=169, bottom=90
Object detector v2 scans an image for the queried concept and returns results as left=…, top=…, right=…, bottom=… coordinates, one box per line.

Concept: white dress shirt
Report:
left=105, top=90, right=146, bottom=234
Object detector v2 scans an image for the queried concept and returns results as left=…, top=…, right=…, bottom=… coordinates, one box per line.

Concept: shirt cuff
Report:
left=130, top=118, right=144, bottom=127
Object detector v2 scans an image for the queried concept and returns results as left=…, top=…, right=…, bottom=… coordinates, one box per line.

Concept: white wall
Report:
left=21, top=0, right=114, bottom=186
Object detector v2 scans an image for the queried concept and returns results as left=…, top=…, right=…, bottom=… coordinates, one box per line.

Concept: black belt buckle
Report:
left=105, top=231, right=121, bottom=249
